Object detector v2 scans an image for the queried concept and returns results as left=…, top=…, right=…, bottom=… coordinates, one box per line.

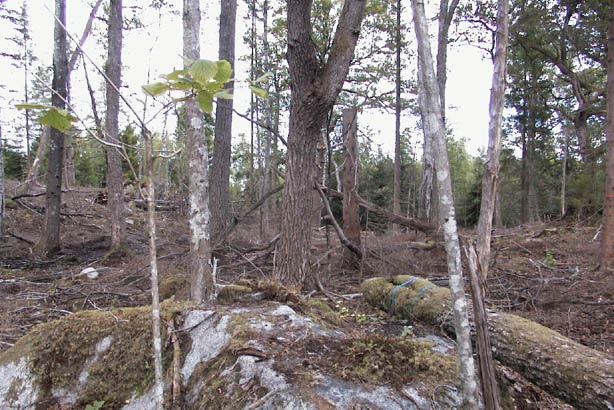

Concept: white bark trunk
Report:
left=184, top=0, right=215, bottom=303
left=411, top=0, right=479, bottom=407
left=475, top=0, right=509, bottom=280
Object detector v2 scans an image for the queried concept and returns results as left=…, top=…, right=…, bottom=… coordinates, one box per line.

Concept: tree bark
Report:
left=342, top=108, right=361, bottom=255
left=273, top=0, right=366, bottom=291
left=475, top=0, right=509, bottom=280
left=392, top=0, right=402, bottom=230
left=411, top=0, right=479, bottom=407
left=210, top=0, right=237, bottom=244
left=184, top=0, right=215, bottom=303
left=600, top=3, right=614, bottom=269
left=42, top=0, right=68, bottom=256
left=143, top=131, right=164, bottom=410
left=0, top=113, right=4, bottom=240
left=105, top=0, right=125, bottom=249
left=362, top=276, right=614, bottom=410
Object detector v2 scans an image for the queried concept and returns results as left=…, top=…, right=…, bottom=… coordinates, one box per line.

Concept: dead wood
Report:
left=323, top=187, right=437, bottom=234
left=362, top=275, right=614, bottom=410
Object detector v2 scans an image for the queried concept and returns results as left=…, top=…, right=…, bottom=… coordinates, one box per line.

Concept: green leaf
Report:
left=189, top=60, right=217, bottom=86
left=254, top=72, right=273, bottom=83
left=142, top=82, right=170, bottom=97
left=196, top=91, right=214, bottom=113
left=249, top=85, right=268, bottom=98
left=213, top=90, right=234, bottom=100
left=169, top=80, right=195, bottom=91
left=38, top=108, right=76, bottom=133
left=162, top=69, right=188, bottom=81
left=215, top=60, right=232, bottom=83
left=15, top=103, right=50, bottom=110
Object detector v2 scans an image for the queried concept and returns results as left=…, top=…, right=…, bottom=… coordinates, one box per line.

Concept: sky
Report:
left=0, top=0, right=493, bottom=157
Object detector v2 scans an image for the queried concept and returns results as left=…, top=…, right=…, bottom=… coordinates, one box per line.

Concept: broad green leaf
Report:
left=249, top=85, right=268, bottom=98
left=215, top=60, right=232, bottom=83
left=169, top=80, right=195, bottom=91
left=196, top=91, right=214, bottom=113
left=162, top=69, right=188, bottom=81
left=142, top=82, right=170, bottom=97
left=189, top=60, right=217, bottom=86
left=38, top=109, right=76, bottom=133
left=15, top=103, right=50, bottom=110
left=204, top=81, right=224, bottom=95
left=254, top=72, right=273, bottom=83
left=213, top=90, right=234, bottom=100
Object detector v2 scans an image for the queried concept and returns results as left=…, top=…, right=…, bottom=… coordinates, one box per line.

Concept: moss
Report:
left=159, top=275, right=189, bottom=301
left=301, top=298, right=342, bottom=326
left=22, top=301, right=192, bottom=408
left=301, top=333, right=457, bottom=391
left=217, top=284, right=255, bottom=305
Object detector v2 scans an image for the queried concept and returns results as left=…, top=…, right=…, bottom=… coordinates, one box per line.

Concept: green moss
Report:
left=301, top=298, right=342, bottom=326
left=217, top=284, right=255, bottom=305
left=23, top=301, right=192, bottom=408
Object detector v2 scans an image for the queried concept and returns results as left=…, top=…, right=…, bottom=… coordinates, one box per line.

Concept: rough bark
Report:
left=42, top=0, right=68, bottom=256
left=273, top=0, right=366, bottom=291
left=411, top=0, right=479, bottom=407
left=210, top=0, right=237, bottom=244
left=600, top=3, right=614, bottom=268
left=342, top=109, right=361, bottom=255
left=105, top=0, right=125, bottom=248
left=184, top=0, right=215, bottom=303
left=475, top=0, right=509, bottom=280
left=143, top=131, right=164, bottom=410
left=362, top=276, right=614, bottom=410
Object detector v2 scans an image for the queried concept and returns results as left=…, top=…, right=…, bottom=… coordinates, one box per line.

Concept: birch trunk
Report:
left=184, top=0, right=215, bottom=303
left=42, top=0, right=68, bottom=256
left=144, top=131, right=164, bottom=410
left=475, top=0, right=509, bottom=280
left=411, top=0, right=479, bottom=407
left=210, top=0, right=237, bottom=243
left=105, top=0, right=125, bottom=248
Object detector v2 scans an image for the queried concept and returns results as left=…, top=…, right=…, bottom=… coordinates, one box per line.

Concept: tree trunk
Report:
left=411, top=0, right=479, bottom=407
left=184, top=0, right=215, bottom=303
left=210, top=0, right=237, bottom=244
left=362, top=276, right=614, bottom=410
left=25, top=125, right=49, bottom=188
left=42, top=0, right=68, bottom=256
left=600, top=3, right=614, bottom=269
left=475, top=0, right=509, bottom=280
left=0, top=114, right=4, bottom=240
left=342, top=108, right=361, bottom=256
left=392, top=0, right=402, bottom=230
left=143, top=131, right=164, bottom=410
left=436, top=0, right=460, bottom=121
left=105, top=0, right=125, bottom=249
left=273, top=0, right=366, bottom=291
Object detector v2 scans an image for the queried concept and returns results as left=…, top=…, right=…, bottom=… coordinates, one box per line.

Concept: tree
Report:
left=600, top=2, right=614, bottom=269
left=273, top=0, right=367, bottom=291
left=183, top=0, right=215, bottom=303
left=475, top=0, right=509, bottom=279
left=392, top=0, right=402, bottom=229
left=411, top=0, right=479, bottom=407
left=41, top=0, right=68, bottom=256
left=342, top=108, right=361, bottom=258
left=210, top=0, right=237, bottom=243
left=105, top=0, right=125, bottom=250
left=0, top=108, right=4, bottom=240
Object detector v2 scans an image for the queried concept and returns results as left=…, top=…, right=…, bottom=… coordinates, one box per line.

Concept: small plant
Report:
left=400, top=325, right=414, bottom=338
left=85, top=400, right=105, bottom=410
left=544, top=250, right=556, bottom=266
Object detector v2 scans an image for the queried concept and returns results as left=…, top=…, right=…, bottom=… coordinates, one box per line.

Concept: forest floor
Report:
left=0, top=180, right=612, bottom=409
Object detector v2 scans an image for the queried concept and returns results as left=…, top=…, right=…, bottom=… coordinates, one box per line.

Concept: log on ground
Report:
left=361, top=275, right=614, bottom=410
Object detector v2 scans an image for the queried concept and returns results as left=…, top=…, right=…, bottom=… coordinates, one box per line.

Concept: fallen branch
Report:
left=314, top=179, right=362, bottom=259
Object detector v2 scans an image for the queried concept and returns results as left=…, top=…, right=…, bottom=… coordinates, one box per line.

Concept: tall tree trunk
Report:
left=184, top=0, right=215, bottom=303
left=392, top=0, right=402, bottom=230
left=210, top=0, right=237, bottom=244
left=342, top=108, right=361, bottom=257
left=436, top=0, right=460, bottom=120
left=273, top=0, right=366, bottom=291
left=105, top=0, right=125, bottom=249
left=475, top=0, right=509, bottom=280
left=261, top=0, right=274, bottom=239
left=42, top=0, right=68, bottom=256
left=411, top=0, right=479, bottom=407
left=25, top=126, right=49, bottom=187
left=0, top=113, right=4, bottom=240
left=600, top=3, right=614, bottom=269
